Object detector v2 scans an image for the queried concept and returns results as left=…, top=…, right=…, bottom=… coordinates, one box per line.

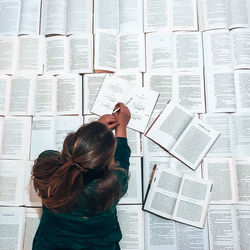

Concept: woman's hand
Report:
left=98, top=114, right=117, bottom=130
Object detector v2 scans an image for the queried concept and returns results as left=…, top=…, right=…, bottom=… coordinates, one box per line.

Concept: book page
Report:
left=23, top=208, right=42, bottom=250
left=172, top=0, right=197, bottom=31
left=230, top=113, right=250, bottom=157
left=126, top=129, right=141, bottom=157
left=234, top=70, right=250, bottom=112
left=203, top=158, right=236, bottom=204
left=30, top=117, right=55, bottom=160
left=231, top=29, right=250, bottom=69
left=198, top=0, right=228, bottom=31
left=202, top=113, right=232, bottom=157
left=146, top=102, right=194, bottom=151
left=94, top=32, right=118, bottom=71
left=35, top=75, right=56, bottom=116
left=68, top=34, right=93, bottom=74
left=205, top=70, right=236, bottom=113
left=8, top=75, right=36, bottom=116
left=0, top=75, right=11, bottom=116
left=66, top=0, right=92, bottom=34
left=171, top=117, right=220, bottom=170
left=235, top=159, right=250, bottom=203
left=114, top=72, right=142, bottom=86
left=45, top=36, right=67, bottom=74
left=174, top=71, right=205, bottom=114
left=17, top=36, right=44, bottom=74
left=0, top=0, right=21, bottom=35
left=203, top=29, right=233, bottom=71
left=55, top=74, right=82, bottom=115
left=117, top=205, right=144, bottom=250
left=0, top=117, right=31, bottom=160
left=208, top=205, right=239, bottom=249
left=41, top=0, right=67, bottom=35
left=55, top=116, right=83, bottom=151
left=24, top=161, right=41, bottom=207
left=146, top=32, right=173, bottom=70
left=19, top=0, right=41, bottom=35
left=0, top=36, right=17, bottom=74
left=174, top=32, right=203, bottom=71
left=173, top=174, right=212, bottom=228
left=83, top=73, right=106, bottom=115
left=144, top=71, right=172, bottom=116
left=0, top=207, right=25, bottom=250
left=119, top=0, right=143, bottom=33
left=94, top=0, right=119, bottom=33
left=144, top=0, right=170, bottom=32
left=119, top=157, right=142, bottom=204
left=0, top=160, right=25, bottom=206
left=119, top=33, right=145, bottom=72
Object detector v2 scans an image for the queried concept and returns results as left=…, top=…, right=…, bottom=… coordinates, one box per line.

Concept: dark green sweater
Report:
left=32, top=137, right=131, bottom=250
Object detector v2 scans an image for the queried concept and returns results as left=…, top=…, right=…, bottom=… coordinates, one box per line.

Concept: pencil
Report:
left=112, top=98, right=133, bottom=114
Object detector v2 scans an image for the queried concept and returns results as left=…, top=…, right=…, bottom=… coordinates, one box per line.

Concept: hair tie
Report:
left=67, top=158, right=82, bottom=170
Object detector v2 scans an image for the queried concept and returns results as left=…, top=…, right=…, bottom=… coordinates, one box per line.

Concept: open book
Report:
left=145, top=102, right=220, bottom=170
left=0, top=0, right=41, bottom=35
left=91, top=74, right=159, bottom=133
left=143, top=165, right=212, bottom=228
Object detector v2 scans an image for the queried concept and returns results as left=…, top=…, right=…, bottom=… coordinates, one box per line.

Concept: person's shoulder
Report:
left=38, top=150, right=60, bottom=159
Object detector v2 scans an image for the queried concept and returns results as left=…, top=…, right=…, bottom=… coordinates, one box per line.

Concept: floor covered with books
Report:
left=1, top=0, right=250, bottom=249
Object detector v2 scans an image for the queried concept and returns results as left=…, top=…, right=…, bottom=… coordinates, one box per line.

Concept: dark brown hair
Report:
left=32, top=122, right=127, bottom=214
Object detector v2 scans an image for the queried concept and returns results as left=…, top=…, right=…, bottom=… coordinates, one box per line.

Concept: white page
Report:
left=66, top=0, right=92, bottom=34
left=208, top=205, right=239, bottom=250
left=0, top=36, right=17, bottom=74
left=203, top=158, right=236, bottom=204
left=55, top=116, right=83, bottom=152
left=172, top=0, right=197, bottom=31
left=202, top=113, right=232, bottom=157
left=126, top=128, right=141, bottom=157
left=146, top=101, right=194, bottom=151
left=174, top=71, right=205, bottom=114
left=94, top=31, right=118, bottom=71
left=231, top=29, right=250, bottom=69
left=0, top=0, right=21, bottom=35
left=205, top=70, right=236, bottom=113
left=117, top=205, right=144, bottom=250
left=146, top=31, right=173, bottom=70
left=230, top=113, right=250, bottom=157
left=19, top=0, right=41, bottom=35
left=23, top=208, right=42, bottom=250
left=94, top=0, right=119, bottom=33
left=145, top=213, right=177, bottom=250
left=35, top=75, right=56, bottom=116
left=119, top=0, right=143, bottom=33
left=68, top=34, right=93, bottom=74
left=172, top=117, right=220, bottom=170
left=174, top=31, right=203, bottom=71
left=30, top=117, right=55, bottom=160
left=119, top=33, right=145, bottom=72
left=83, top=114, right=100, bottom=124
left=0, top=160, right=25, bottom=206
left=198, top=0, right=228, bottom=31
left=45, top=36, right=67, bottom=74
left=8, top=75, right=36, bottom=116
left=144, top=0, right=170, bottom=32
left=1, top=117, right=31, bottom=160
left=203, top=29, right=233, bottom=71
left=235, top=159, right=250, bottom=203
left=0, top=75, right=11, bottom=116
left=0, top=207, right=25, bottom=250
left=83, top=73, right=106, bottom=115
left=55, top=74, right=82, bottom=115
left=17, top=35, right=44, bottom=74
left=144, top=71, right=173, bottom=116
left=119, top=157, right=142, bottom=204
left=42, top=0, right=67, bottom=35
left=24, top=161, right=41, bottom=207
left=114, top=71, right=142, bottom=87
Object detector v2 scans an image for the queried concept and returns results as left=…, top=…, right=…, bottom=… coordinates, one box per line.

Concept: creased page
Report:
left=146, top=102, right=194, bottom=151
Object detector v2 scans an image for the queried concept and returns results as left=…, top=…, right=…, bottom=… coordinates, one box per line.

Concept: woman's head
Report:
left=32, top=122, right=126, bottom=214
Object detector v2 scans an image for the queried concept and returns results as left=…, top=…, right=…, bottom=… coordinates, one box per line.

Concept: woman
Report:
left=32, top=103, right=131, bottom=250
